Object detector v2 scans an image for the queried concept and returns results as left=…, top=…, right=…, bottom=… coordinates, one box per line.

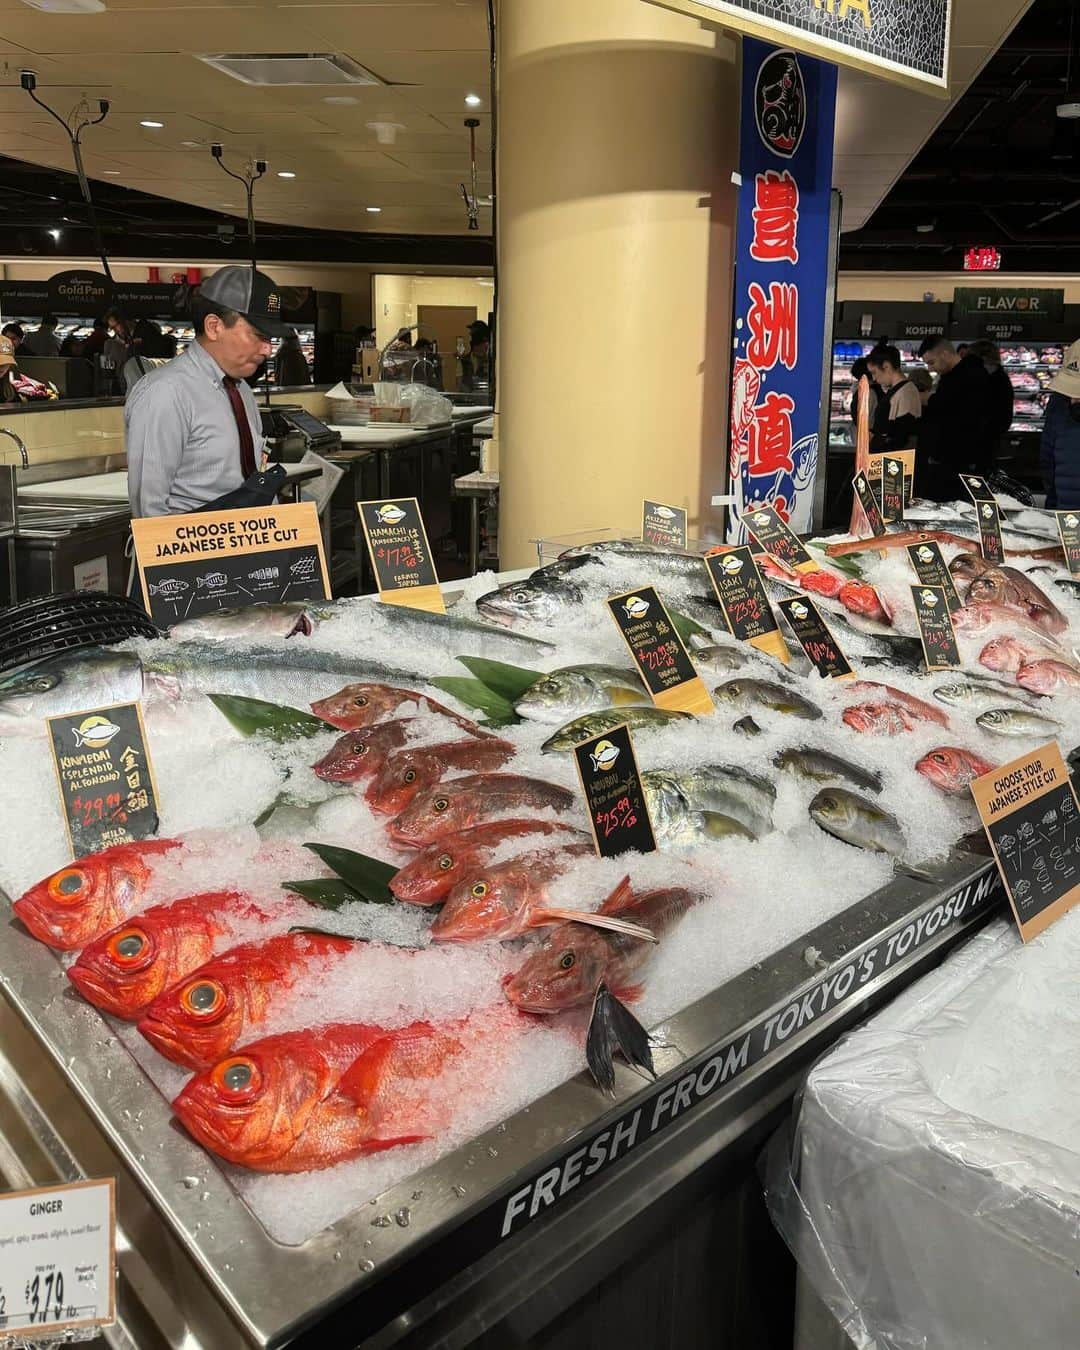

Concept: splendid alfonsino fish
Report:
left=67, top=890, right=288, bottom=1019
left=916, top=747, right=997, bottom=794
left=312, top=721, right=414, bottom=783
left=837, top=581, right=891, bottom=625
left=756, top=554, right=844, bottom=598
left=952, top=602, right=1060, bottom=642
left=12, top=839, right=181, bottom=951
left=389, top=774, right=577, bottom=847
left=365, top=737, right=516, bottom=816
left=845, top=683, right=950, bottom=728
left=505, top=878, right=704, bottom=1012
left=138, top=930, right=357, bottom=1070
left=1015, top=660, right=1080, bottom=695
left=310, top=683, right=485, bottom=735
left=390, top=820, right=590, bottom=906
left=173, top=1019, right=463, bottom=1172
left=431, top=843, right=595, bottom=942
left=842, top=704, right=925, bottom=736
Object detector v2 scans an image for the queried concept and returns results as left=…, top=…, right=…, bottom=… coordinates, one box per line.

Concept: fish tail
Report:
left=586, top=983, right=657, bottom=1097
left=597, top=874, right=636, bottom=916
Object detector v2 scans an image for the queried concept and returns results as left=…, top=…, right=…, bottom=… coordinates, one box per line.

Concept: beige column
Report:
left=496, top=0, right=739, bottom=568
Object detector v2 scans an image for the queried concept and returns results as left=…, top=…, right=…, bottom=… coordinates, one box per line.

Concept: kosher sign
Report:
left=572, top=722, right=656, bottom=858
left=704, top=546, right=789, bottom=665
left=910, top=584, right=961, bottom=670
left=358, top=497, right=445, bottom=614
left=1056, top=510, right=1080, bottom=576
left=852, top=470, right=887, bottom=537
left=47, top=703, right=159, bottom=857
left=977, top=499, right=1005, bottom=565
left=607, top=586, right=714, bottom=716
left=743, top=503, right=814, bottom=571
left=131, top=502, right=329, bottom=629
left=727, top=42, right=836, bottom=543
left=879, top=456, right=905, bottom=525
left=777, top=596, right=854, bottom=679
left=495, top=862, right=1000, bottom=1242
left=970, top=744, right=1080, bottom=942
left=642, top=499, right=688, bottom=550
left=906, top=540, right=961, bottom=612
left=647, top=0, right=951, bottom=90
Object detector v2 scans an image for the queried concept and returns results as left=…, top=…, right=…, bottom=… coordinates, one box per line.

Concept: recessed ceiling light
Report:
left=180, top=140, right=199, bottom=147
left=465, top=93, right=482, bottom=107
left=323, top=95, right=359, bottom=106
left=20, top=0, right=104, bottom=11
left=140, top=119, right=164, bottom=128
left=366, top=206, right=382, bottom=213
left=915, top=223, right=935, bottom=233
left=48, top=229, right=61, bottom=242
left=277, top=170, right=296, bottom=178
left=103, top=169, right=121, bottom=175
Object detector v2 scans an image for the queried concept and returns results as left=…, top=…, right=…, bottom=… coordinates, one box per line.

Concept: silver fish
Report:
left=559, top=538, right=708, bottom=579
left=687, top=632, right=758, bottom=675
left=514, top=665, right=648, bottom=725
left=657, top=810, right=757, bottom=845
left=774, top=747, right=882, bottom=794
left=733, top=716, right=763, bottom=737
left=0, top=649, right=144, bottom=731
left=541, top=706, right=694, bottom=752
left=809, top=788, right=907, bottom=858
left=475, top=572, right=584, bottom=628
left=170, top=603, right=317, bottom=642
left=1054, top=578, right=1080, bottom=600
left=976, top=708, right=1063, bottom=738
left=713, top=678, right=822, bottom=720
left=933, top=678, right=1035, bottom=710
left=642, top=764, right=775, bottom=837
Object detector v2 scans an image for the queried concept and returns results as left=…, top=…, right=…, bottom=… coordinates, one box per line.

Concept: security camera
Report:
left=98, top=99, right=109, bottom=115
left=254, top=159, right=267, bottom=175
left=211, top=142, right=224, bottom=159
left=20, top=70, right=36, bottom=92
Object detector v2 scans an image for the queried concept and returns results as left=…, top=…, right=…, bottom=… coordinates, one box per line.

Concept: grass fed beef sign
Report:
left=649, top=0, right=951, bottom=91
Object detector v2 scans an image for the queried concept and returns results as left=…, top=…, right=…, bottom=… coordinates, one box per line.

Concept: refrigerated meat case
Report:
left=0, top=809, right=1002, bottom=1346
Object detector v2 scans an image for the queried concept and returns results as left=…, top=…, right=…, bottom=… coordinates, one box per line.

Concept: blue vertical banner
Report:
left=727, top=40, right=837, bottom=542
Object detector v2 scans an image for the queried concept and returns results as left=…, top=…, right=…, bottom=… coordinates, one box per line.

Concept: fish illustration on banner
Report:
left=727, top=41, right=837, bottom=543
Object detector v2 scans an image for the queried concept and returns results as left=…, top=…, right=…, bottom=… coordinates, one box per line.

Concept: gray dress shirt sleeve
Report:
left=125, top=375, right=187, bottom=519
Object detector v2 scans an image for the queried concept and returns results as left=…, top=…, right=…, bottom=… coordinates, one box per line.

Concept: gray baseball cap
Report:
left=197, top=267, right=293, bottom=339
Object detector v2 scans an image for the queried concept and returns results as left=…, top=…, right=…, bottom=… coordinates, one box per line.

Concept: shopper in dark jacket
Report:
left=917, top=336, right=994, bottom=498
left=969, top=339, right=1015, bottom=455
left=1040, top=340, right=1080, bottom=509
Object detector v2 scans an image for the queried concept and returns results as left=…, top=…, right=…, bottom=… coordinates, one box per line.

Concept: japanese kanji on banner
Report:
left=727, top=41, right=837, bottom=543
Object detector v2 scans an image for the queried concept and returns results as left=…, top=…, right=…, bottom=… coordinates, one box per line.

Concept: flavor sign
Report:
left=727, top=42, right=836, bottom=543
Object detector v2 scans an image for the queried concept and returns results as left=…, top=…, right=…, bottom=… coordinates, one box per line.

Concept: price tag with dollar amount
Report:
left=573, top=722, right=656, bottom=858
left=851, top=470, right=887, bottom=537
left=47, top=702, right=159, bottom=858
left=776, top=596, right=854, bottom=679
left=970, top=743, right=1080, bottom=942
left=0, top=1178, right=115, bottom=1340
left=641, top=499, right=688, bottom=550
left=906, top=540, right=962, bottom=611
left=879, top=456, right=905, bottom=525
left=977, top=499, right=1005, bottom=564
left=910, top=585, right=961, bottom=670
left=358, top=496, right=445, bottom=613
left=607, top=585, right=714, bottom=716
left=703, top=546, right=788, bottom=665
left=742, top=504, right=815, bottom=572
left=1057, top=510, right=1080, bottom=577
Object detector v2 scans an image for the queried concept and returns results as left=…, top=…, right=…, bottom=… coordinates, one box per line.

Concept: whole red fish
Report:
left=916, top=747, right=997, bottom=794
left=1015, top=660, right=1080, bottom=695
left=13, top=839, right=180, bottom=951
left=827, top=531, right=1064, bottom=562
left=310, top=682, right=484, bottom=735
left=505, top=878, right=703, bottom=1012
left=173, top=1019, right=462, bottom=1172
left=138, top=930, right=357, bottom=1070
left=430, top=843, right=594, bottom=942
left=365, top=736, right=516, bottom=816
left=389, top=774, right=577, bottom=848
left=312, top=721, right=413, bottom=783
left=838, top=580, right=890, bottom=625
left=843, top=703, right=922, bottom=735
left=846, top=682, right=949, bottom=727
left=390, top=819, right=590, bottom=906
left=953, top=602, right=1055, bottom=640
left=980, top=636, right=1066, bottom=673
left=756, top=554, right=844, bottom=598
left=67, top=890, right=285, bottom=1020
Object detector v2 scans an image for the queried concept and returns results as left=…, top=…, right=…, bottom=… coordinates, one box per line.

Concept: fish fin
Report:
left=609, top=686, right=647, bottom=706
left=338, top=1027, right=457, bottom=1106
left=360, top=1134, right=429, bottom=1154
left=586, top=983, right=657, bottom=1096
left=597, top=874, right=636, bottom=916
left=529, top=908, right=659, bottom=942
left=612, top=984, right=644, bottom=1002
left=288, top=612, right=314, bottom=638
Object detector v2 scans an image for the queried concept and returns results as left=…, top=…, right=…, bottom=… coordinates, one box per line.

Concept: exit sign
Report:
left=964, top=247, right=1003, bottom=272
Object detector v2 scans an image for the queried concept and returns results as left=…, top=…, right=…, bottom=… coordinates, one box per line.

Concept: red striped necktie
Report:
left=223, top=375, right=257, bottom=478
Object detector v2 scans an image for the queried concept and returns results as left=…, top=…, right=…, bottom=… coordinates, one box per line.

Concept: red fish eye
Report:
left=404, top=769, right=417, bottom=783
left=181, top=979, right=226, bottom=1019
left=437, top=854, right=453, bottom=871
left=351, top=741, right=368, bottom=755
left=433, top=797, right=449, bottom=813
left=931, top=753, right=948, bottom=765
left=559, top=951, right=575, bottom=970
left=48, top=869, right=87, bottom=904
left=212, top=1056, right=262, bottom=1099
left=470, top=881, right=488, bottom=898
left=353, top=695, right=368, bottom=708
left=107, top=927, right=151, bottom=967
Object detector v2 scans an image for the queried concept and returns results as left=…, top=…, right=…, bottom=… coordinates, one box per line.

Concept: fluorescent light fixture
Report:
left=915, top=223, right=935, bottom=234
left=277, top=170, right=296, bottom=178
left=103, top=169, right=121, bottom=175
left=180, top=140, right=199, bottom=147
left=366, top=206, right=382, bottom=213
left=465, top=93, right=482, bottom=107
left=200, top=52, right=380, bottom=87
left=140, top=119, right=164, bottom=128
left=323, top=95, right=359, bottom=106
left=20, top=0, right=105, bottom=11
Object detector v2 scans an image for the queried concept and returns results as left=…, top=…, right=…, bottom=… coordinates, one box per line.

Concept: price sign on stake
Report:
left=47, top=702, right=159, bottom=857
left=573, top=722, right=656, bottom=858
left=642, top=499, right=687, bottom=550
left=743, top=504, right=815, bottom=572
left=880, top=456, right=905, bottom=525
left=358, top=497, right=445, bottom=614
left=852, top=470, right=887, bottom=538
left=777, top=596, right=854, bottom=680
left=0, top=1178, right=115, bottom=1340
left=970, top=743, right=1080, bottom=942
left=868, top=450, right=915, bottom=511
left=910, top=585, right=961, bottom=670
left=1056, top=510, right=1080, bottom=577
left=703, top=546, right=789, bottom=665
left=906, top=540, right=962, bottom=611
left=960, top=473, right=996, bottom=504
left=132, top=501, right=329, bottom=630
left=977, top=499, right=1005, bottom=564
left=607, top=585, right=714, bottom=716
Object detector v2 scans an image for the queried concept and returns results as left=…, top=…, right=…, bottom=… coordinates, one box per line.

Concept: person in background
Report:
left=2, top=322, right=25, bottom=353
left=460, top=319, right=490, bottom=391
left=274, top=329, right=310, bottom=387
left=968, top=338, right=1015, bottom=469
left=909, top=367, right=934, bottom=409
left=22, top=314, right=61, bottom=356
left=848, top=356, right=879, bottom=431
left=916, top=335, right=994, bottom=498
left=354, top=324, right=376, bottom=348
left=80, top=317, right=109, bottom=358
left=411, top=337, right=443, bottom=390
left=58, top=331, right=85, bottom=357
left=0, top=335, right=57, bottom=402
left=866, top=345, right=921, bottom=452
left=1040, top=338, right=1080, bottom=510
left=105, top=309, right=174, bottom=386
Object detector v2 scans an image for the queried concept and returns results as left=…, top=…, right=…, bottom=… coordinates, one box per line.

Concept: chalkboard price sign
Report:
left=852, top=470, right=887, bottom=538
left=47, top=702, right=159, bottom=857
left=1056, top=510, right=1080, bottom=577
left=743, top=504, right=814, bottom=572
left=776, top=596, right=854, bottom=680
left=880, top=456, right=905, bottom=525
left=703, top=546, right=789, bottom=665
left=960, top=474, right=996, bottom=504
left=642, top=499, right=688, bottom=550
left=970, top=742, right=1080, bottom=942
left=572, top=722, right=656, bottom=858
left=358, top=497, right=444, bottom=613
left=607, top=585, right=714, bottom=715
left=910, top=584, right=961, bottom=670
left=906, top=540, right=962, bottom=611
left=977, top=499, right=1005, bottom=565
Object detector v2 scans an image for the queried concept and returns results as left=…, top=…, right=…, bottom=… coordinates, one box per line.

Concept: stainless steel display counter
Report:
left=0, top=843, right=1003, bottom=1348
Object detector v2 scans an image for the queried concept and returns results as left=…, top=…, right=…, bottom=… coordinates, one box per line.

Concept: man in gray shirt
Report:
left=125, top=267, right=292, bottom=518
left=22, top=314, right=61, bottom=357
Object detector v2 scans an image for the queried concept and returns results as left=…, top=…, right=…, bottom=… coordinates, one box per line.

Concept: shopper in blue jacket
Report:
left=1041, top=340, right=1080, bottom=509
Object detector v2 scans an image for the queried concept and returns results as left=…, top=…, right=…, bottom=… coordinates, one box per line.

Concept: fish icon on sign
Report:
left=72, top=715, right=121, bottom=749
left=197, top=572, right=228, bottom=590
left=148, top=578, right=188, bottom=599
left=920, top=589, right=940, bottom=607
left=720, top=554, right=744, bottom=576
left=789, top=600, right=809, bottom=621
left=1065, top=514, right=1079, bottom=529
left=622, top=595, right=650, bottom=620
left=886, top=461, right=901, bottom=477
left=653, top=506, right=677, bottom=520
left=981, top=503, right=995, bottom=520
left=916, top=545, right=935, bottom=563
left=589, top=740, right=620, bottom=773
left=753, top=511, right=772, bottom=526
left=376, top=503, right=407, bottom=526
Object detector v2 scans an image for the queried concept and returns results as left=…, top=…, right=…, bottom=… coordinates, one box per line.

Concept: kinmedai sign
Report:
left=646, top=0, right=951, bottom=92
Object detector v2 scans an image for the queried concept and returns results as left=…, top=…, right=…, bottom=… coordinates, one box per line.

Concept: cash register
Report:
left=261, top=406, right=342, bottom=462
